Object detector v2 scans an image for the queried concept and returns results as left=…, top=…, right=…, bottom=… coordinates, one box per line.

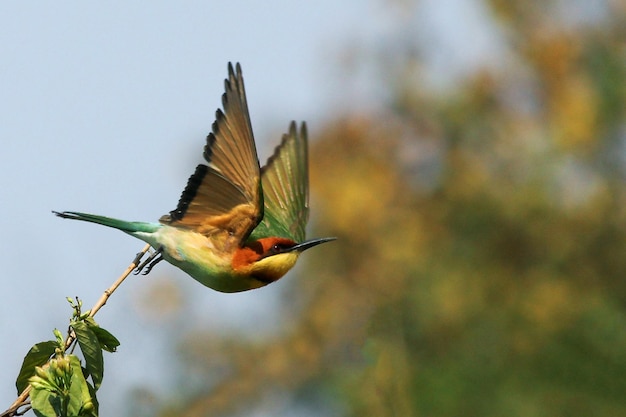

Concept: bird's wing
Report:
left=160, top=63, right=262, bottom=247
left=250, top=121, right=309, bottom=242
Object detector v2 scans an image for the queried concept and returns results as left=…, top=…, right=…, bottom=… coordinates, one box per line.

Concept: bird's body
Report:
left=55, top=63, right=334, bottom=293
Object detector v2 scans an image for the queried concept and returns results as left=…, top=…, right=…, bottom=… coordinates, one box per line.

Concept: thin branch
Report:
left=1, top=244, right=151, bottom=417
left=89, top=244, right=151, bottom=318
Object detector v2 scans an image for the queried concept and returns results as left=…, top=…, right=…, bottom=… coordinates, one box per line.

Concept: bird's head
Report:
left=233, top=236, right=336, bottom=284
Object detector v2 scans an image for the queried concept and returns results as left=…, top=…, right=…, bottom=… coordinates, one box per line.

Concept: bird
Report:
left=54, top=62, right=335, bottom=293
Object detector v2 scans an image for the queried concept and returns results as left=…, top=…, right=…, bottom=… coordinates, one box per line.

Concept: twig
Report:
left=1, top=244, right=151, bottom=417
left=89, top=244, right=151, bottom=318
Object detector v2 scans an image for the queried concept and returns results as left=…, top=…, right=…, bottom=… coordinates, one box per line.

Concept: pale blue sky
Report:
left=0, top=1, right=500, bottom=415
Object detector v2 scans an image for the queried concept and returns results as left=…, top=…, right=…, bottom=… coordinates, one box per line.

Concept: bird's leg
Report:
left=134, top=246, right=164, bottom=275
left=142, top=252, right=164, bottom=276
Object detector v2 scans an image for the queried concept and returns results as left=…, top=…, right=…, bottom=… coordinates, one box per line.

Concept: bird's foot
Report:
left=134, top=246, right=164, bottom=276
left=142, top=253, right=164, bottom=275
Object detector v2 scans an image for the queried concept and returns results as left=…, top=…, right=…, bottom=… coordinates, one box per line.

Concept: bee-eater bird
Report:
left=54, top=62, right=335, bottom=293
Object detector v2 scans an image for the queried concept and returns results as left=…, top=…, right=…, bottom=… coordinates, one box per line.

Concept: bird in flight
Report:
left=55, top=62, right=334, bottom=293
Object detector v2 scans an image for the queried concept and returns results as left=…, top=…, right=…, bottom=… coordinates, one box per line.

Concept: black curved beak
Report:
left=284, top=237, right=337, bottom=253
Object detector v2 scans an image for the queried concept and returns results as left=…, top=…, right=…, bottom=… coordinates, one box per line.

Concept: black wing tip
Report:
left=300, top=121, right=307, bottom=138
left=166, top=164, right=209, bottom=222
left=287, top=120, right=308, bottom=144
left=201, top=60, right=249, bottom=165
left=227, top=61, right=242, bottom=77
left=286, top=120, right=307, bottom=141
left=204, top=131, right=216, bottom=162
left=224, top=61, right=243, bottom=97
left=204, top=110, right=225, bottom=162
left=287, top=121, right=307, bottom=140
left=207, top=63, right=244, bottom=160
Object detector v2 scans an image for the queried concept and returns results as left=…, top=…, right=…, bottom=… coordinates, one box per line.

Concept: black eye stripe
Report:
left=271, top=243, right=293, bottom=253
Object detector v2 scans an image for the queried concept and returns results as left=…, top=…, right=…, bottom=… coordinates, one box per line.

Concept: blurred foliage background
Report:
left=130, top=0, right=626, bottom=416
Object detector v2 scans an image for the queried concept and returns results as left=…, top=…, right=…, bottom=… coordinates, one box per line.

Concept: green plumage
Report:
left=54, top=62, right=334, bottom=293
left=53, top=211, right=160, bottom=234
left=250, top=121, right=309, bottom=243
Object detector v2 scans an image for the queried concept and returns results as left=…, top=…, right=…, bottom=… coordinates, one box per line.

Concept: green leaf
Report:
left=15, top=340, right=57, bottom=393
left=67, top=355, right=95, bottom=417
left=72, top=322, right=103, bottom=390
left=82, top=316, right=120, bottom=352
left=88, top=325, right=120, bottom=353
left=30, top=387, right=60, bottom=417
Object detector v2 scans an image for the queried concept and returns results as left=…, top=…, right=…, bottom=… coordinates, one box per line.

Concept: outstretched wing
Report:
left=160, top=62, right=263, bottom=248
left=250, top=121, right=309, bottom=242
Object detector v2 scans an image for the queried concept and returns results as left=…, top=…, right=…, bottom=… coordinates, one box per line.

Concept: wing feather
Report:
left=160, top=63, right=262, bottom=247
left=251, top=121, right=309, bottom=242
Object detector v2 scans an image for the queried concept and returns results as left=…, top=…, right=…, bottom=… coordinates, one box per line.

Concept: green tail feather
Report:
left=53, top=211, right=160, bottom=234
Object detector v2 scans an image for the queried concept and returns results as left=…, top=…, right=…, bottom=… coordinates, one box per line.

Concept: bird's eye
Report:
left=272, top=244, right=281, bottom=252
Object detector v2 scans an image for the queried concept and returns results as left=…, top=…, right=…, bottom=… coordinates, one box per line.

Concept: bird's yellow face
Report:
left=232, top=236, right=335, bottom=286
left=245, top=251, right=300, bottom=284
left=232, top=237, right=300, bottom=284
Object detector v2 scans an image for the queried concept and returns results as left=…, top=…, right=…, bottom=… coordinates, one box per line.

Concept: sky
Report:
left=0, top=1, right=499, bottom=415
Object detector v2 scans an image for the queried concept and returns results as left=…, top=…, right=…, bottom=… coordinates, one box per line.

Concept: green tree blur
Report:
left=142, top=1, right=626, bottom=416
